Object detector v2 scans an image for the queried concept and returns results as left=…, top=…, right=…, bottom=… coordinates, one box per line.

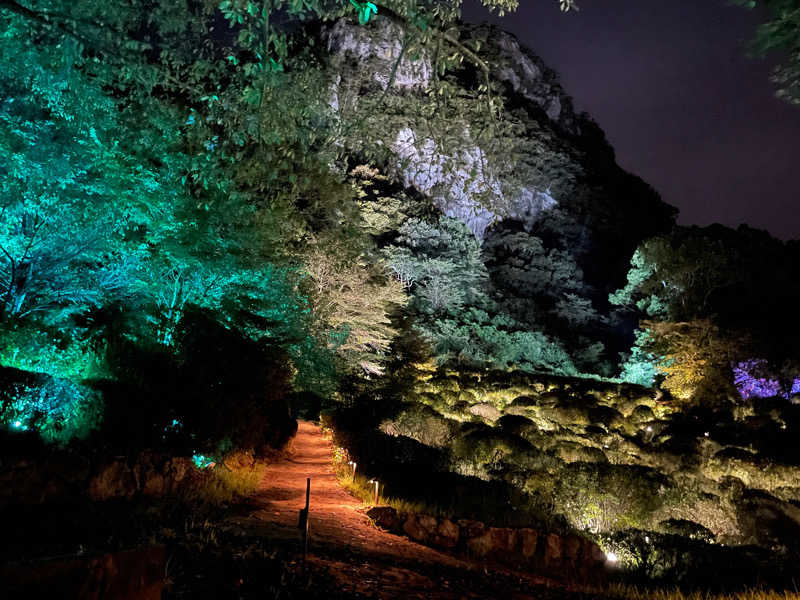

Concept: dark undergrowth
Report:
left=0, top=495, right=355, bottom=599
left=323, top=401, right=565, bottom=531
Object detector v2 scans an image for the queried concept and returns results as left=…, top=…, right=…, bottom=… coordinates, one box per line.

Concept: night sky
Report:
left=462, top=0, right=800, bottom=240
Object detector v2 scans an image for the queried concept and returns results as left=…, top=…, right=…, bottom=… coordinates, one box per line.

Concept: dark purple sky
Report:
left=462, top=0, right=800, bottom=240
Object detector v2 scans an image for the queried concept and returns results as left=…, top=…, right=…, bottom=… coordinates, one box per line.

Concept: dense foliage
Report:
left=0, top=0, right=581, bottom=446
left=384, top=216, right=577, bottom=375
left=2, top=0, right=798, bottom=450
left=611, top=225, right=800, bottom=402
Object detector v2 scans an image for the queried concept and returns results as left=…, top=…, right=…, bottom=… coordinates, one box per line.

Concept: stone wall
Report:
left=366, top=506, right=605, bottom=581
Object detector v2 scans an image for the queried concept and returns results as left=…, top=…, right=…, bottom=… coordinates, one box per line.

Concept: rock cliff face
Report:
left=320, top=15, right=678, bottom=371
left=323, top=15, right=676, bottom=292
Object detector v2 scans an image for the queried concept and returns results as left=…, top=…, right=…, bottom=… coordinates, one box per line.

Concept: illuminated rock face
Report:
left=324, top=15, right=674, bottom=305
left=479, top=26, right=580, bottom=133
left=325, top=17, right=433, bottom=92
left=390, top=126, right=558, bottom=238
left=324, top=17, right=678, bottom=378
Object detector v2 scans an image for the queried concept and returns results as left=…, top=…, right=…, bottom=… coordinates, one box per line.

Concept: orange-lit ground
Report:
left=226, top=421, right=588, bottom=599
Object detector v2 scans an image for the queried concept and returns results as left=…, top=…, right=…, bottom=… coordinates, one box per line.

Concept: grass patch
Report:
left=324, top=425, right=450, bottom=517
left=187, top=450, right=267, bottom=506
left=608, top=585, right=800, bottom=600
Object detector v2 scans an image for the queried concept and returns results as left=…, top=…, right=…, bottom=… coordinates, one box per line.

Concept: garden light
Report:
left=368, top=479, right=379, bottom=504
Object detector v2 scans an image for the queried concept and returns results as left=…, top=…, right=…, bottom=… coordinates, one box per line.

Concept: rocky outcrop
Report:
left=366, top=506, right=605, bottom=580
left=323, top=15, right=674, bottom=302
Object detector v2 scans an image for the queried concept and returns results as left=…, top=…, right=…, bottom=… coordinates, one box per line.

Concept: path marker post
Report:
left=298, top=477, right=310, bottom=570
left=368, top=479, right=379, bottom=505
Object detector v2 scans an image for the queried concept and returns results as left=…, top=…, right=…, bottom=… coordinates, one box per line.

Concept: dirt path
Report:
left=227, top=421, right=592, bottom=599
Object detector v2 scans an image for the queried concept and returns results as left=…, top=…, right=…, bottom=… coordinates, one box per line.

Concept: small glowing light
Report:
left=645, top=535, right=650, bottom=543
left=192, top=453, right=216, bottom=469
left=606, top=552, right=618, bottom=564
left=12, top=420, right=22, bottom=428
left=646, top=426, right=653, bottom=432
left=704, top=432, right=709, bottom=437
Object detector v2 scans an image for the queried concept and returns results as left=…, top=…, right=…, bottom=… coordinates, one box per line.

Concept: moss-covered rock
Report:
left=551, top=441, right=608, bottom=464
left=467, top=403, right=502, bottom=422
left=379, top=404, right=458, bottom=448
left=354, top=364, right=800, bottom=573
left=552, top=462, right=672, bottom=533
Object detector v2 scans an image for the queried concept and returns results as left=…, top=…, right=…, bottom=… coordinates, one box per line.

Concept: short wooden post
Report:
left=298, top=477, right=310, bottom=570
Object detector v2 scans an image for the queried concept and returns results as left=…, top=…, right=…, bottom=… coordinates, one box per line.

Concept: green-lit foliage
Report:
left=610, top=226, right=800, bottom=398
left=422, top=312, right=577, bottom=374
left=0, top=322, right=108, bottom=381
left=609, top=235, right=737, bottom=394
left=0, top=367, right=103, bottom=444
left=385, top=217, right=576, bottom=374
left=349, top=0, right=378, bottom=25
left=385, top=217, right=491, bottom=314
left=608, top=236, right=733, bottom=322
left=618, top=329, right=660, bottom=387
left=0, top=22, right=165, bottom=325
left=192, top=453, right=216, bottom=469
left=0, top=0, right=345, bottom=443
left=0, top=0, right=587, bottom=443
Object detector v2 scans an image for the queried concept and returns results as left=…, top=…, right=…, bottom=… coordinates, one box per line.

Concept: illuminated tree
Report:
left=610, top=226, right=800, bottom=400
left=304, top=241, right=408, bottom=375
left=642, top=319, right=741, bottom=402
left=385, top=217, right=491, bottom=315
left=0, top=0, right=587, bottom=405
left=609, top=235, right=736, bottom=322
left=383, top=217, right=576, bottom=374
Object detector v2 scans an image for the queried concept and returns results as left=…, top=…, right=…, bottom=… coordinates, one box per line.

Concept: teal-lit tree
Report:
left=0, top=0, right=588, bottom=441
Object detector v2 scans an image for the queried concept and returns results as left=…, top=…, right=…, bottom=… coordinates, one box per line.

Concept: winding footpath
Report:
left=228, top=421, right=593, bottom=599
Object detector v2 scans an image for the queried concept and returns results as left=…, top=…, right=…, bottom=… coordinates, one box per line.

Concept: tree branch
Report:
left=374, top=5, right=490, bottom=75
left=0, top=0, right=97, bottom=50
